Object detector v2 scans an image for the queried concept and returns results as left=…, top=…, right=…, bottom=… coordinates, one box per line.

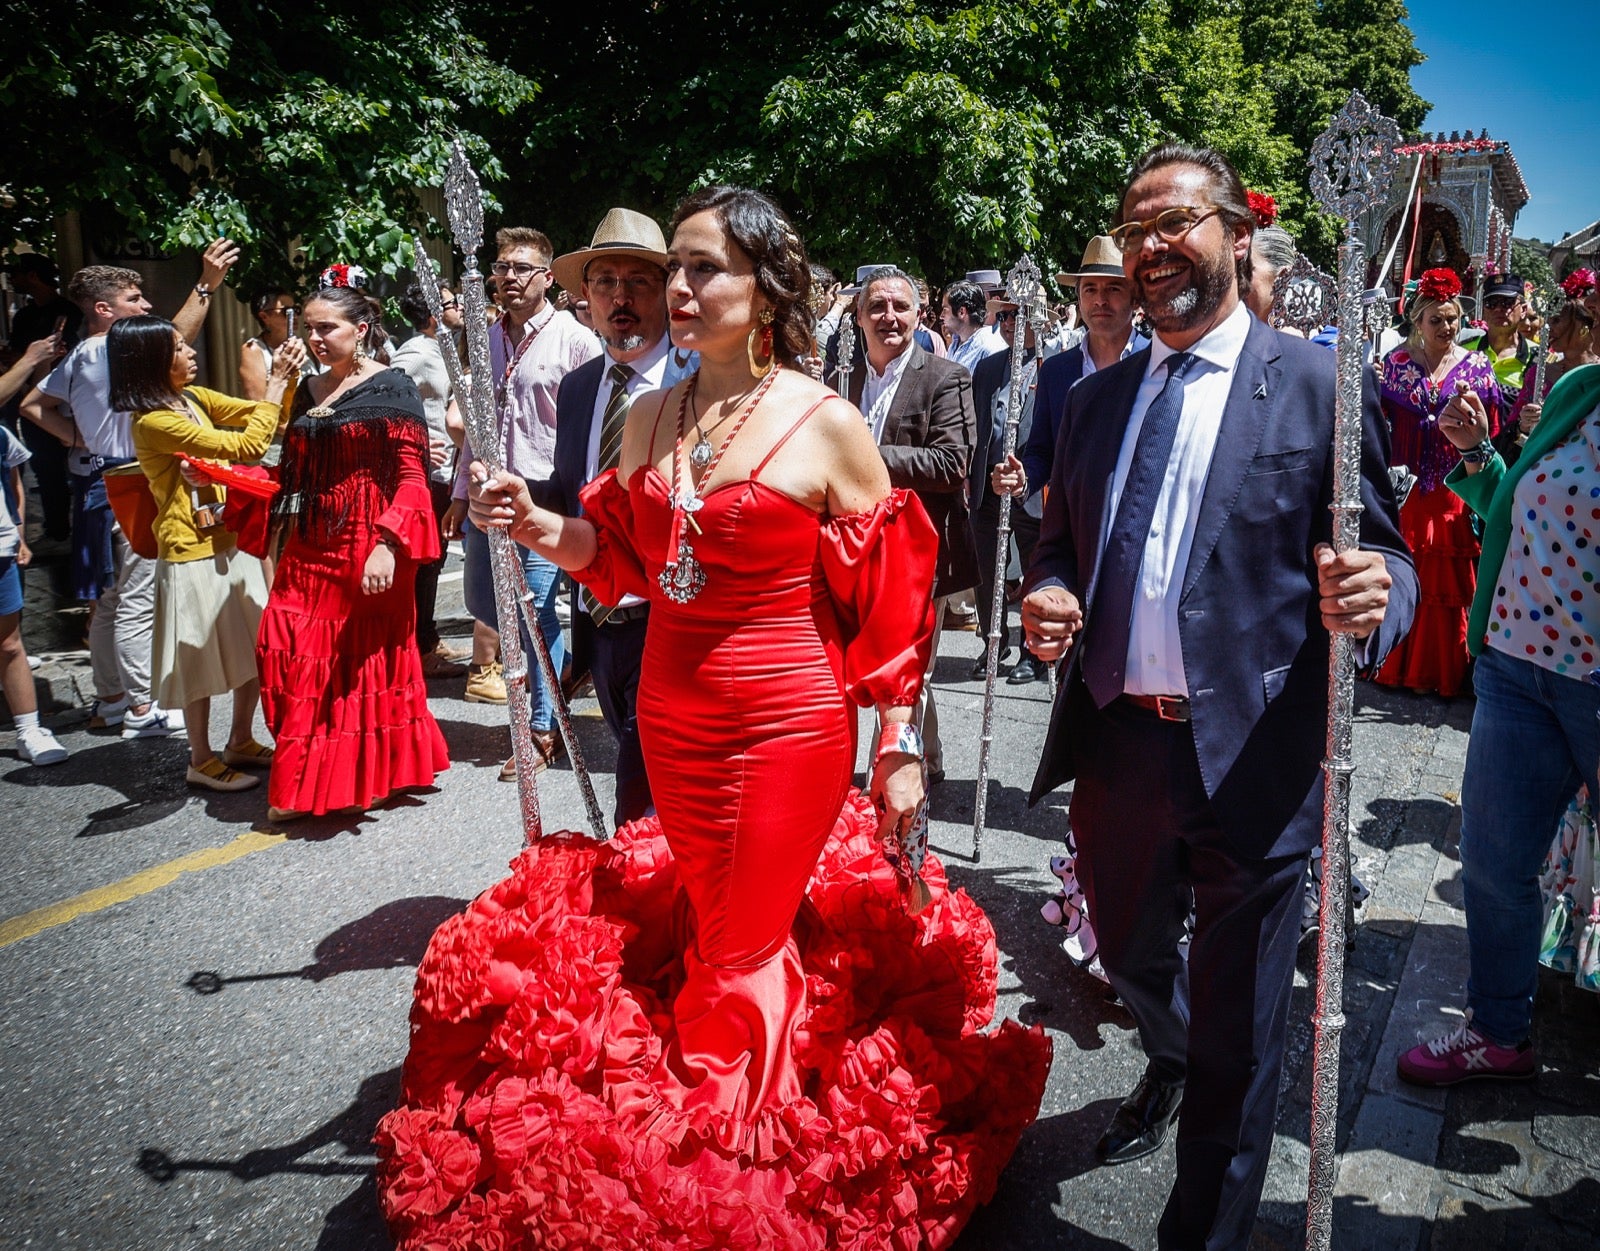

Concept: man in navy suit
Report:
left=536, top=209, right=695, bottom=825
left=1021, top=145, right=1417, bottom=1250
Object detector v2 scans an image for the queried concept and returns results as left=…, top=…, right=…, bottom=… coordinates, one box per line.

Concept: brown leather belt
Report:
left=1119, top=693, right=1191, bottom=722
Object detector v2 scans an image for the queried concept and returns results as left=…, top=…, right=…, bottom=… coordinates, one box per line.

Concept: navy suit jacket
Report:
left=1024, top=316, right=1418, bottom=859
left=530, top=354, right=606, bottom=518
left=1020, top=344, right=1087, bottom=493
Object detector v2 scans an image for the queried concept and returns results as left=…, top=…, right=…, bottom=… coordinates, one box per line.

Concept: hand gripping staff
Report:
left=972, top=255, right=1046, bottom=863
left=1304, top=91, right=1401, bottom=1251
left=436, top=141, right=606, bottom=842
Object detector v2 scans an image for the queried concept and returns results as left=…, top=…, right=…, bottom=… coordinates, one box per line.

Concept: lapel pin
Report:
left=1253, top=382, right=1267, bottom=400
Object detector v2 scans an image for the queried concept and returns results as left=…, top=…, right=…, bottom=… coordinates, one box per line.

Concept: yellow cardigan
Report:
left=131, top=387, right=280, bottom=563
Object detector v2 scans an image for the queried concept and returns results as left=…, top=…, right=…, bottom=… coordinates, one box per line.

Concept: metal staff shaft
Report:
left=438, top=150, right=606, bottom=842
left=1531, top=315, right=1550, bottom=404
left=833, top=303, right=856, bottom=400
left=414, top=238, right=603, bottom=838
left=1305, top=91, right=1400, bottom=1251
left=973, top=256, right=1043, bottom=862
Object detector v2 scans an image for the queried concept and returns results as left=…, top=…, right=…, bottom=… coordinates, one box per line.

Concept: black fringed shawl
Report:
left=274, top=369, right=430, bottom=542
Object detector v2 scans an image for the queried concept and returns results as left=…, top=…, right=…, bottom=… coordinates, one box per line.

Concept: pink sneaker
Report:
left=1396, top=1011, right=1536, bottom=1087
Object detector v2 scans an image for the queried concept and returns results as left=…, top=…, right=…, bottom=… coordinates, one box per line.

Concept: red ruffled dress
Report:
left=1376, top=349, right=1502, bottom=696
left=255, top=372, right=450, bottom=813
left=377, top=438, right=1052, bottom=1248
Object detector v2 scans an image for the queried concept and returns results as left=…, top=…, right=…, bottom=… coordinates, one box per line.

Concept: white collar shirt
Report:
left=862, top=344, right=914, bottom=443
left=1078, top=329, right=1150, bottom=382
left=1107, top=302, right=1251, bottom=696
left=580, top=334, right=687, bottom=612
left=38, top=335, right=133, bottom=470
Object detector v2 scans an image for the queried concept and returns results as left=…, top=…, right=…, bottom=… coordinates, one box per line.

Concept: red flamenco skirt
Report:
left=257, top=528, right=449, bottom=814
left=376, top=791, right=1052, bottom=1250
left=1375, top=486, right=1478, bottom=697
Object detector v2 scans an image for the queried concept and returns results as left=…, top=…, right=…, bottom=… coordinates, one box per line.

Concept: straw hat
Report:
left=841, top=264, right=897, bottom=295
left=1055, top=236, right=1126, bottom=289
left=550, top=208, right=669, bottom=295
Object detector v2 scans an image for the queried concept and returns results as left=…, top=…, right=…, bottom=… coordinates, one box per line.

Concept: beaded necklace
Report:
left=658, top=368, right=780, bottom=603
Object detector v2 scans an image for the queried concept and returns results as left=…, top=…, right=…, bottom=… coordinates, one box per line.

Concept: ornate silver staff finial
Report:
left=973, top=253, right=1046, bottom=863
left=1304, top=89, right=1401, bottom=1251
left=435, top=145, right=607, bottom=843
left=1272, top=253, right=1337, bottom=337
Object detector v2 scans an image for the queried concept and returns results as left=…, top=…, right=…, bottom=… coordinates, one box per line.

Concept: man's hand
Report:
left=429, top=436, right=450, bottom=470
left=21, top=334, right=64, bottom=372
left=990, top=453, right=1026, bottom=498
left=199, top=237, right=241, bottom=289
left=1021, top=584, right=1083, bottom=662
left=1315, top=543, right=1391, bottom=638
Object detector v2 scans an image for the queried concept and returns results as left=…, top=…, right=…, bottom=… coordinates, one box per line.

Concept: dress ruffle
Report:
left=377, top=791, right=1051, bottom=1250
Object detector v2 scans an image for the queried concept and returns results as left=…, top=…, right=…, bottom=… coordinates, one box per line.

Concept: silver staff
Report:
left=833, top=295, right=856, bottom=400
left=1531, top=304, right=1551, bottom=405
left=1305, top=90, right=1401, bottom=1251
left=973, top=255, right=1045, bottom=863
left=439, top=143, right=606, bottom=842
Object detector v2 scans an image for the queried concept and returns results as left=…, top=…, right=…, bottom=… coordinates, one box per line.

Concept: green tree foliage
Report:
left=2, top=0, right=1432, bottom=290
left=0, top=0, right=538, bottom=290
left=1510, top=237, right=1558, bottom=309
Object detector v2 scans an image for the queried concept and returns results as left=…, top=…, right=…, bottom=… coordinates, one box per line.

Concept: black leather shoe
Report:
left=969, top=648, right=1012, bottom=680
left=1007, top=655, right=1046, bottom=685
left=1095, top=1072, right=1184, bottom=1165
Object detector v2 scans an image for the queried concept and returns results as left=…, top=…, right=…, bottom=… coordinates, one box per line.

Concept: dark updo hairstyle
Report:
left=304, top=284, right=389, bottom=357
left=107, top=315, right=182, bottom=413
left=670, top=185, right=813, bottom=363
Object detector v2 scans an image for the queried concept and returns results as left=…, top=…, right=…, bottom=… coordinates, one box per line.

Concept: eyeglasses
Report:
left=1109, top=206, right=1221, bottom=254
left=489, top=262, right=549, bottom=279
left=586, top=273, right=663, bottom=297
left=439, top=298, right=460, bottom=311
left=994, top=309, right=1019, bottom=323
left=268, top=305, right=298, bottom=316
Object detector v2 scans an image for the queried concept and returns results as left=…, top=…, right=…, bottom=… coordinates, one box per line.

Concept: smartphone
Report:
left=285, top=309, right=297, bottom=338
left=51, top=314, right=67, bottom=337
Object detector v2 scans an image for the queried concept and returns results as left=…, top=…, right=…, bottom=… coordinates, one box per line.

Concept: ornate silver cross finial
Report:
left=443, top=140, right=486, bottom=269
left=1309, top=90, right=1402, bottom=236
left=1272, top=254, right=1337, bottom=336
left=1005, top=254, right=1045, bottom=316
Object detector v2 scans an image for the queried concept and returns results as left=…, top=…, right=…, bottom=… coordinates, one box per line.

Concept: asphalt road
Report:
left=1, top=560, right=1588, bottom=1250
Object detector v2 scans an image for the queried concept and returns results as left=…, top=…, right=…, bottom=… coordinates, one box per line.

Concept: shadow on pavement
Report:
left=183, top=895, right=467, bottom=996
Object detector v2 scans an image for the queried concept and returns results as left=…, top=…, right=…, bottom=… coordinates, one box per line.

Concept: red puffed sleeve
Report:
left=375, top=425, right=442, bottom=563
left=575, top=469, right=652, bottom=605
left=820, top=488, right=939, bottom=708
left=180, top=460, right=279, bottom=559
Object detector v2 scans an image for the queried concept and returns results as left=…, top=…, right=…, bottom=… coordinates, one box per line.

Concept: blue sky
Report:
left=1406, top=0, right=1598, bottom=244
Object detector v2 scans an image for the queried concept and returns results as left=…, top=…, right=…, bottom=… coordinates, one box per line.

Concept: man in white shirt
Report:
left=452, top=227, right=601, bottom=778
left=22, top=246, right=236, bottom=736
left=1020, top=144, right=1416, bottom=1249
left=530, top=208, right=695, bottom=824
left=847, top=266, right=979, bottom=786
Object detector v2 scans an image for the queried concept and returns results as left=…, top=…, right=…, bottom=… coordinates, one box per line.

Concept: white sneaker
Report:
left=121, top=704, right=184, bottom=739
left=27, top=655, right=41, bottom=671
left=89, top=694, right=131, bottom=729
left=17, top=726, right=68, bottom=766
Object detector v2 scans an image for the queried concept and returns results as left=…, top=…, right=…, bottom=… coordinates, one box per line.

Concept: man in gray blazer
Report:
left=847, top=265, right=980, bottom=784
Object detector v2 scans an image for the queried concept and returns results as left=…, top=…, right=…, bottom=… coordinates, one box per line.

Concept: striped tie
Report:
left=583, top=361, right=635, bottom=623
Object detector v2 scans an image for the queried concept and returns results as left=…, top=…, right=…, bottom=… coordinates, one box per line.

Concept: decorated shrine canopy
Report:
left=1362, top=129, right=1531, bottom=306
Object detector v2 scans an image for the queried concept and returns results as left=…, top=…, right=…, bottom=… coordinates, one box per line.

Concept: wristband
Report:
left=1459, top=438, right=1498, bottom=465
left=876, top=722, right=924, bottom=762
left=194, top=283, right=213, bottom=300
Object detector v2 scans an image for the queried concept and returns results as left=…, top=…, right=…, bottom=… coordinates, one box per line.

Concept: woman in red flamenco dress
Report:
left=256, top=284, right=449, bottom=819
left=375, top=188, right=1050, bottom=1249
left=1376, top=269, right=1502, bottom=697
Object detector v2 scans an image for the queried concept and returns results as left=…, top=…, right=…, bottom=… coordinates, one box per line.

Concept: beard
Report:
left=606, top=331, right=647, bottom=351
left=1137, top=244, right=1234, bottom=335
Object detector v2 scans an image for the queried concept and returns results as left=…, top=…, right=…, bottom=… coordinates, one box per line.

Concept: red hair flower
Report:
left=318, top=262, right=370, bottom=289
left=1246, top=191, right=1278, bottom=229
left=1561, top=268, right=1597, bottom=301
left=1418, top=268, right=1463, bottom=303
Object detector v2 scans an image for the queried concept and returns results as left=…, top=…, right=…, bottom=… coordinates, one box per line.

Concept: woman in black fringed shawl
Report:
left=257, top=284, right=450, bottom=820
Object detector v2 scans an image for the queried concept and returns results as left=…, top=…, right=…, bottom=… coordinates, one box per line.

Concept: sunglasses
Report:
left=994, top=309, right=1019, bottom=323
left=1109, top=206, right=1221, bottom=254
left=439, top=298, right=461, bottom=311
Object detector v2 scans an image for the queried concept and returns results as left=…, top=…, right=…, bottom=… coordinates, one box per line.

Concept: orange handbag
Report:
left=102, top=462, right=160, bottom=559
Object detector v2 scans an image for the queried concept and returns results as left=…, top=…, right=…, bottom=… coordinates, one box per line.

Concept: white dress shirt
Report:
left=39, top=335, right=132, bottom=471
left=1105, top=302, right=1252, bottom=697
left=1078, top=329, right=1150, bottom=382
left=862, top=346, right=914, bottom=443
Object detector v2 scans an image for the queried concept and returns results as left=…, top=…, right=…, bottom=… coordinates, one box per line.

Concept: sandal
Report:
left=222, top=739, right=276, bottom=767
left=187, top=758, right=260, bottom=793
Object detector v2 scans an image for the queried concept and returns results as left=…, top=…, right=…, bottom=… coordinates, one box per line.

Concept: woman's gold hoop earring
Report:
left=746, top=308, right=776, bottom=378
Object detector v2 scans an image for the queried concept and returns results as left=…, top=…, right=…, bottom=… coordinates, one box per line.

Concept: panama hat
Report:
left=1056, top=236, right=1126, bottom=288
left=964, top=268, right=1004, bottom=293
left=550, top=208, right=669, bottom=295
left=841, top=264, right=898, bottom=295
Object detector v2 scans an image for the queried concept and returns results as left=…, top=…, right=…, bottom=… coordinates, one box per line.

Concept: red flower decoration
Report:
left=1562, top=268, right=1597, bottom=301
left=1246, top=191, right=1278, bottom=229
left=1418, top=268, right=1463, bottom=303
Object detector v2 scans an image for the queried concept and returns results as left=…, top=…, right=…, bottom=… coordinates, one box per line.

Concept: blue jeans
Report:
left=462, top=521, right=564, bottom=733
left=1460, top=645, right=1600, bottom=1044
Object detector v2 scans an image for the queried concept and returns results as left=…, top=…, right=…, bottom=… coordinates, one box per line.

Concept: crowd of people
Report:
left=2, top=139, right=1598, bottom=1250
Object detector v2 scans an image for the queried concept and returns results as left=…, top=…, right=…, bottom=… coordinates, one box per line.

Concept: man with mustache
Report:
left=531, top=209, right=695, bottom=823
left=1020, top=144, right=1417, bottom=1249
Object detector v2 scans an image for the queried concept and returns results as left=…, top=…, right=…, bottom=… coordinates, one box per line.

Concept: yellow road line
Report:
left=0, top=830, right=289, bottom=951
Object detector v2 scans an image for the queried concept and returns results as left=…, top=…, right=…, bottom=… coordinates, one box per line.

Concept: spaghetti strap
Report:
left=752, top=397, right=832, bottom=480
left=646, top=387, right=676, bottom=461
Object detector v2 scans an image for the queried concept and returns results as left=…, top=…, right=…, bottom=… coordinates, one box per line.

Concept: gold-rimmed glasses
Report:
left=1109, top=206, right=1221, bottom=255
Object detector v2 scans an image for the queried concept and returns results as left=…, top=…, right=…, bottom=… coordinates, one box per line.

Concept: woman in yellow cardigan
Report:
left=109, top=316, right=306, bottom=791
left=1397, top=362, right=1600, bottom=1086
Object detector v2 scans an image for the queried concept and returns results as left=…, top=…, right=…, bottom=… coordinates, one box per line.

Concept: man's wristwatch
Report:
left=875, top=723, right=924, bottom=762
left=1460, top=438, right=1498, bottom=465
